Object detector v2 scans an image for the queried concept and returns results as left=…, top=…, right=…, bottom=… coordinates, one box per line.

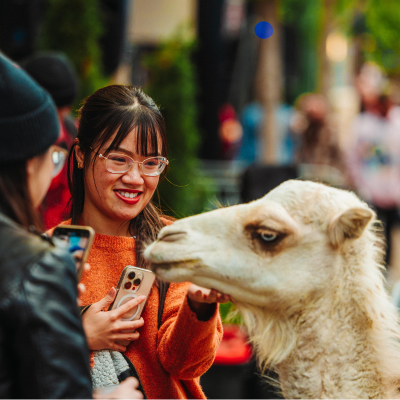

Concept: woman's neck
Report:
left=81, top=203, right=132, bottom=237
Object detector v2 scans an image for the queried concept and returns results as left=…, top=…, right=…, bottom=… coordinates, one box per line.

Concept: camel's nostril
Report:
left=159, top=231, right=187, bottom=242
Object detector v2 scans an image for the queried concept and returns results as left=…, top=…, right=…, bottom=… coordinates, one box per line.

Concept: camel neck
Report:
left=278, top=293, right=385, bottom=399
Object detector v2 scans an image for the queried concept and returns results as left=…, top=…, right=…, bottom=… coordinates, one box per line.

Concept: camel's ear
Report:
left=328, top=207, right=373, bottom=248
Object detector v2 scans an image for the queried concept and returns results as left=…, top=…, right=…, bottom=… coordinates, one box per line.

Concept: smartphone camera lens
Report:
left=128, top=272, right=136, bottom=280
left=133, top=278, right=141, bottom=286
left=124, top=282, right=132, bottom=290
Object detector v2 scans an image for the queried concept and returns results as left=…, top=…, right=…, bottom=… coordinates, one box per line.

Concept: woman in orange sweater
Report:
left=61, top=85, right=226, bottom=399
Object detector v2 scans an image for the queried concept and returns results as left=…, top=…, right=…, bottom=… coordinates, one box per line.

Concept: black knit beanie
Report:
left=0, top=53, right=59, bottom=162
left=20, top=52, right=78, bottom=108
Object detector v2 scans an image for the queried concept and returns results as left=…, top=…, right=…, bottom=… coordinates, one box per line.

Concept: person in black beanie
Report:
left=20, top=52, right=80, bottom=228
left=20, top=52, right=78, bottom=111
left=0, top=53, right=142, bottom=399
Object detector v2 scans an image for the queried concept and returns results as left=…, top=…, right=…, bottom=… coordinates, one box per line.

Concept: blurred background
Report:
left=2, top=0, right=400, bottom=397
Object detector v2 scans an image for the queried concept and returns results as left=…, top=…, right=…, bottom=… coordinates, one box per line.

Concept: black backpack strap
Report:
left=157, top=279, right=170, bottom=330
left=121, top=353, right=146, bottom=399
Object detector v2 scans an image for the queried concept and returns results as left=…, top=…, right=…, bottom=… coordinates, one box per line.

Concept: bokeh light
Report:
left=326, top=32, right=348, bottom=63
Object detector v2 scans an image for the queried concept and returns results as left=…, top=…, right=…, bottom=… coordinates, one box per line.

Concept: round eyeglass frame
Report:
left=98, top=153, right=169, bottom=176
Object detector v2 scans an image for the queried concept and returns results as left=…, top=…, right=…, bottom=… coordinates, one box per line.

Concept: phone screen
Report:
left=53, top=228, right=91, bottom=278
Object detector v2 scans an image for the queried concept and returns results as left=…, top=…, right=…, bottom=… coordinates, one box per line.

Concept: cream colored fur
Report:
left=144, top=180, right=400, bottom=399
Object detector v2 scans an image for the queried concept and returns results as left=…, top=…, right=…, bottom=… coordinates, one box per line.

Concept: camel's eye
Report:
left=245, top=225, right=286, bottom=254
left=261, top=232, right=278, bottom=242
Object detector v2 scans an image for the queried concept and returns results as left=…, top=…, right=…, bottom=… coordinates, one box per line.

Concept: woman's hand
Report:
left=187, top=284, right=231, bottom=321
left=93, top=377, right=143, bottom=399
left=82, top=288, right=146, bottom=352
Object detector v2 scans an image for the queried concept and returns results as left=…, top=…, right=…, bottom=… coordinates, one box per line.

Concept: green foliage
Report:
left=333, top=0, right=359, bottom=31
left=220, top=301, right=242, bottom=324
left=320, top=0, right=400, bottom=75
left=278, top=0, right=324, bottom=101
left=278, top=0, right=400, bottom=94
left=39, top=0, right=109, bottom=106
left=364, top=0, right=400, bottom=74
left=279, top=0, right=321, bottom=36
left=143, top=36, right=216, bottom=218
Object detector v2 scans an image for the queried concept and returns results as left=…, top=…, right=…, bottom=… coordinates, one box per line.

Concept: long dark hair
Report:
left=0, top=161, right=43, bottom=230
left=68, top=85, right=169, bottom=269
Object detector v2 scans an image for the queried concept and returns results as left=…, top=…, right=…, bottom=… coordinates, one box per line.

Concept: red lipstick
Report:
left=114, top=189, right=142, bottom=205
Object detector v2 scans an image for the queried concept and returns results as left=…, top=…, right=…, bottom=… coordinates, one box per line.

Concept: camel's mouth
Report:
left=150, top=259, right=229, bottom=288
left=151, top=260, right=238, bottom=302
left=149, top=262, right=174, bottom=274
left=149, top=259, right=272, bottom=307
left=149, top=259, right=202, bottom=274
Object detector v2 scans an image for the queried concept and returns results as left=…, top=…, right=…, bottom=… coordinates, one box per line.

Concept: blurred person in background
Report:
left=345, top=93, right=400, bottom=267
left=218, top=103, right=243, bottom=160
left=0, top=54, right=141, bottom=399
left=21, top=52, right=79, bottom=229
left=355, top=62, right=386, bottom=116
left=236, top=102, right=263, bottom=163
left=291, top=93, right=344, bottom=173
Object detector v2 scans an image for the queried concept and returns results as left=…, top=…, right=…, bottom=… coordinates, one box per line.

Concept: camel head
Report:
left=145, top=180, right=376, bottom=312
left=145, top=181, right=400, bottom=399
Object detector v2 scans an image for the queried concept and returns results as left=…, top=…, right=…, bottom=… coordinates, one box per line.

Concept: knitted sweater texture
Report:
left=55, top=219, right=223, bottom=399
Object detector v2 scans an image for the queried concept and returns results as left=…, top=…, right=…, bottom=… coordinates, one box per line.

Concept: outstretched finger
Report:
left=208, top=289, right=219, bottom=301
left=198, top=288, right=218, bottom=303
left=77, top=283, right=86, bottom=306
left=200, top=289, right=230, bottom=304
left=188, top=288, right=210, bottom=303
left=216, top=292, right=231, bottom=303
left=115, top=317, right=145, bottom=332
left=112, top=295, right=146, bottom=319
left=115, top=331, right=140, bottom=341
left=92, top=287, right=117, bottom=312
left=83, top=263, right=90, bottom=274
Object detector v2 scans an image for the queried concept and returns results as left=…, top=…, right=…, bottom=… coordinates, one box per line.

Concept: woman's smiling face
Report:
left=77, top=129, right=161, bottom=224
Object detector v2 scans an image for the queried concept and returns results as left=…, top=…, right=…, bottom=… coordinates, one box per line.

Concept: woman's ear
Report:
left=75, top=145, right=85, bottom=167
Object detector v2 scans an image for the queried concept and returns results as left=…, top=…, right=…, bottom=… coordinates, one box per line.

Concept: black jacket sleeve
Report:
left=10, top=246, right=92, bottom=399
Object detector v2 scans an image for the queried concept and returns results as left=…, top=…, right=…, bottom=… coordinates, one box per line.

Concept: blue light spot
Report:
left=255, top=22, right=273, bottom=39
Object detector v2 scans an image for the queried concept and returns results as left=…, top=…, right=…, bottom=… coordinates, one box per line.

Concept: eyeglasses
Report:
left=98, top=153, right=169, bottom=176
left=52, top=146, right=68, bottom=177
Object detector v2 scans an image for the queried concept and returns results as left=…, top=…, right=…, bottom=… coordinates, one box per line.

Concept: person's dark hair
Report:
left=20, top=52, right=79, bottom=108
left=68, top=85, right=169, bottom=269
left=0, top=161, right=43, bottom=230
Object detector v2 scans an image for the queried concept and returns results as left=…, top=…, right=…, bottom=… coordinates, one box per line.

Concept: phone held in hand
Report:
left=52, top=225, right=95, bottom=281
left=109, top=266, right=156, bottom=321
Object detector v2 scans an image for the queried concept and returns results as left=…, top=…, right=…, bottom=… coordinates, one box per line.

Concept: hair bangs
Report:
left=136, top=111, right=165, bottom=157
left=92, top=107, right=167, bottom=160
left=92, top=112, right=133, bottom=157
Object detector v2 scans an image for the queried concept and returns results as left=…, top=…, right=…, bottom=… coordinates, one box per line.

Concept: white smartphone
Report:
left=108, top=265, right=156, bottom=321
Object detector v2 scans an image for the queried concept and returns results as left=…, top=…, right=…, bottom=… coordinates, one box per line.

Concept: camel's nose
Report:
left=158, top=230, right=187, bottom=242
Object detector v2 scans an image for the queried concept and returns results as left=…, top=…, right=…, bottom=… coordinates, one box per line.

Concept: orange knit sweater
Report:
left=54, top=219, right=223, bottom=399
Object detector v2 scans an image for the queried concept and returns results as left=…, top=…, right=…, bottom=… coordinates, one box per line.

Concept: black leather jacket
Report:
left=0, top=213, right=92, bottom=398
